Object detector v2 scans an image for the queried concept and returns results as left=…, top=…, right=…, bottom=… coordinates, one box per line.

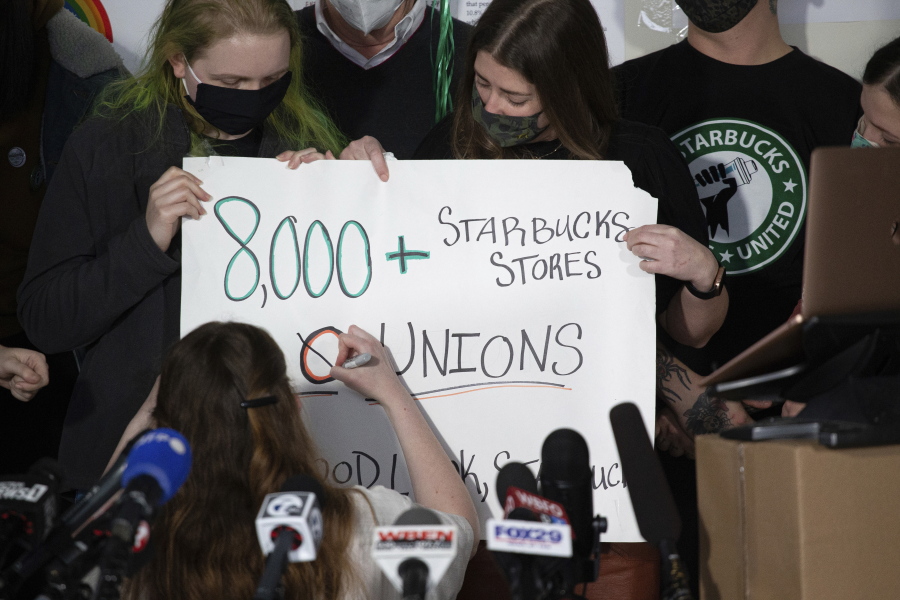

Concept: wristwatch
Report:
left=685, top=265, right=726, bottom=299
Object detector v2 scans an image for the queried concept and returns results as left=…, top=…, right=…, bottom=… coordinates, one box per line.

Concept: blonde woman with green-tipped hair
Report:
left=17, top=0, right=384, bottom=494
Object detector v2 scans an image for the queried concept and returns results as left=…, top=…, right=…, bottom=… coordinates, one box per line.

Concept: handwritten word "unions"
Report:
left=381, top=322, right=584, bottom=379
left=438, top=206, right=633, bottom=248
left=215, top=197, right=372, bottom=303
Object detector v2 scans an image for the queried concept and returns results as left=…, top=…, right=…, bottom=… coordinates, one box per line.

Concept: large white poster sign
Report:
left=181, top=158, right=657, bottom=541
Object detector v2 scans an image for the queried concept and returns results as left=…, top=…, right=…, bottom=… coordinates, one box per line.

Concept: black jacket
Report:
left=18, top=105, right=292, bottom=489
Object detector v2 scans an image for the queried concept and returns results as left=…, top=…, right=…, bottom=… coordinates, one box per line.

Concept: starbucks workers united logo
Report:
left=672, top=119, right=807, bottom=275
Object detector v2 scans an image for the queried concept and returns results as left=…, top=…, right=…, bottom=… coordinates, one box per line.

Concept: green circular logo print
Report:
left=671, top=119, right=807, bottom=275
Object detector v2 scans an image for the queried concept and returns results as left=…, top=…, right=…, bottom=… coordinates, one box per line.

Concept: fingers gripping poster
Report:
left=181, top=158, right=657, bottom=541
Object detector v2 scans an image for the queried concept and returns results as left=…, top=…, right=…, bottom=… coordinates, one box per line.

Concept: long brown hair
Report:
left=451, top=0, right=618, bottom=160
left=124, top=321, right=358, bottom=600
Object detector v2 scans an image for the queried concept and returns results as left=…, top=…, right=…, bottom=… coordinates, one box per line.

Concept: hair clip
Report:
left=240, top=395, right=278, bottom=409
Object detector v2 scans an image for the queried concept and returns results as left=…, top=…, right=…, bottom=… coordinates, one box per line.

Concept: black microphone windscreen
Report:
left=495, top=462, right=538, bottom=505
left=539, top=428, right=594, bottom=564
left=540, top=429, right=590, bottom=483
left=281, top=475, right=325, bottom=509
left=609, top=402, right=681, bottom=546
left=394, top=507, right=441, bottom=526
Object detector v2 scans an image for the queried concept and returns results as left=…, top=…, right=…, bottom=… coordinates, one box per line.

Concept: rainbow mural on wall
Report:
left=64, top=0, right=113, bottom=43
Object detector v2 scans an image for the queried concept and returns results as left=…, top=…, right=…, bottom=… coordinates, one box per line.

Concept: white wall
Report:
left=95, top=0, right=900, bottom=83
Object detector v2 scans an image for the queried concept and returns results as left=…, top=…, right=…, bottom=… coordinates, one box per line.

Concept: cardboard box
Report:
left=697, top=435, right=900, bottom=599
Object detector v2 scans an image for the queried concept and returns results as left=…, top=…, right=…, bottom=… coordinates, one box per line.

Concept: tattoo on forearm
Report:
left=769, top=0, right=777, bottom=15
left=683, top=390, right=732, bottom=435
left=656, top=346, right=692, bottom=404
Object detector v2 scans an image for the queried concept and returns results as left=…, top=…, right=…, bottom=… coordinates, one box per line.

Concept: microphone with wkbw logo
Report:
left=488, top=462, right=574, bottom=600
left=253, top=475, right=325, bottom=600
left=372, top=507, right=458, bottom=600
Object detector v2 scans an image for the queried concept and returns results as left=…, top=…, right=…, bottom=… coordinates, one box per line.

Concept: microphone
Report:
left=489, top=463, right=573, bottom=600
left=253, top=475, right=325, bottom=600
left=0, top=458, right=63, bottom=566
left=372, top=507, right=458, bottom=600
left=610, top=402, right=693, bottom=600
left=539, top=429, right=604, bottom=584
left=92, top=428, right=192, bottom=600
left=0, top=431, right=151, bottom=599
left=58, top=429, right=148, bottom=540
left=497, top=462, right=569, bottom=525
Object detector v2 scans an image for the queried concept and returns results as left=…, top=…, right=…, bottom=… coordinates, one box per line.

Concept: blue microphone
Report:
left=92, top=429, right=192, bottom=600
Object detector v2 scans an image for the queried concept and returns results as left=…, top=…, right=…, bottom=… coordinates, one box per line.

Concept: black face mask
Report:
left=184, top=62, right=292, bottom=136
left=678, top=0, right=758, bottom=33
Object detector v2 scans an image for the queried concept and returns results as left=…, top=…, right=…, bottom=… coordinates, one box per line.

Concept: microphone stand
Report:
left=543, top=514, right=607, bottom=600
left=252, top=530, right=293, bottom=600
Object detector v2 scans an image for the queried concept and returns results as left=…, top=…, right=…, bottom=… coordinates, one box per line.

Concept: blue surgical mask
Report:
left=851, top=116, right=879, bottom=148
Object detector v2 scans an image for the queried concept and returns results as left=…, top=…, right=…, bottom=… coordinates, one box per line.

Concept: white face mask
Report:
left=328, top=0, right=404, bottom=35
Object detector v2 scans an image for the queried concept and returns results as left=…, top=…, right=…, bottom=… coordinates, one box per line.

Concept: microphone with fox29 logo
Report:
left=489, top=462, right=574, bottom=600
left=372, top=507, right=458, bottom=600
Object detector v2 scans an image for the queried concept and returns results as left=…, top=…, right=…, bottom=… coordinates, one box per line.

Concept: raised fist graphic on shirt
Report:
left=695, top=162, right=737, bottom=238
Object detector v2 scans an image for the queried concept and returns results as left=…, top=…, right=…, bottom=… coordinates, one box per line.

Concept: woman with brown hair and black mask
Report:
left=116, top=321, right=477, bottom=600
left=414, top=0, right=728, bottom=352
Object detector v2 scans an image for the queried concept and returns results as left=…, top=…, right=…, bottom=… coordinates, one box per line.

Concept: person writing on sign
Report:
left=16, top=0, right=385, bottom=493
left=414, top=0, right=727, bottom=350
left=113, top=321, right=477, bottom=600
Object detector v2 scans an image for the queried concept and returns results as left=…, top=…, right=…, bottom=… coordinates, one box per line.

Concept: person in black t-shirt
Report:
left=615, top=2, right=862, bottom=594
left=415, top=0, right=729, bottom=350
left=615, top=0, right=862, bottom=443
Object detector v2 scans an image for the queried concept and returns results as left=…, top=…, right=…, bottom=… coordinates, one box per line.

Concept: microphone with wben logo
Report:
left=0, top=458, right=63, bottom=569
left=372, top=507, right=458, bottom=600
left=253, top=475, right=325, bottom=600
left=92, top=428, right=192, bottom=600
left=539, top=429, right=606, bottom=588
left=610, top=402, right=693, bottom=600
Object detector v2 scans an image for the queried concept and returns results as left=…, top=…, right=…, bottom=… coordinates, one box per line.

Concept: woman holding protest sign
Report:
left=413, top=0, right=727, bottom=351
left=16, top=0, right=387, bottom=493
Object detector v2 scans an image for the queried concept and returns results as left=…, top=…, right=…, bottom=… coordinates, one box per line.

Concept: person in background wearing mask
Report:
left=0, top=0, right=124, bottom=477
left=17, top=0, right=378, bottom=493
left=614, top=0, right=861, bottom=591
left=416, top=1, right=724, bottom=596
left=774, top=35, right=900, bottom=419
left=296, top=0, right=471, bottom=159
left=852, top=35, right=900, bottom=149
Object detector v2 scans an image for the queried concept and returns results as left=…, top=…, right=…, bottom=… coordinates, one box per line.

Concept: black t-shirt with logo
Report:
left=614, top=40, right=862, bottom=371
